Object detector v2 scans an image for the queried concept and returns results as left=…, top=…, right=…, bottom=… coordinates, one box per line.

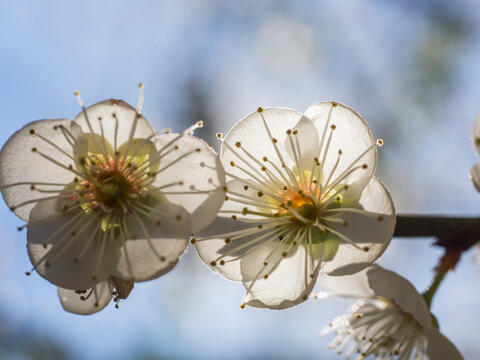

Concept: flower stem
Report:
left=422, top=268, right=447, bottom=308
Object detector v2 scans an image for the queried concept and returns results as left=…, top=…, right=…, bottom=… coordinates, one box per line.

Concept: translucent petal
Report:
left=194, top=215, right=256, bottom=281
left=424, top=328, right=464, bottom=360
left=304, top=102, right=376, bottom=198
left=111, top=202, right=190, bottom=282
left=321, top=177, right=395, bottom=276
left=242, top=243, right=321, bottom=309
left=73, top=99, right=155, bottom=151
left=0, top=119, right=83, bottom=220
left=58, top=280, right=113, bottom=315
left=318, top=265, right=432, bottom=330
left=154, top=133, right=226, bottom=232
left=283, top=115, right=320, bottom=170
left=470, top=162, right=480, bottom=193
left=366, top=266, right=432, bottom=329
left=222, top=108, right=303, bottom=179
left=317, top=267, right=374, bottom=298
left=27, top=198, right=120, bottom=290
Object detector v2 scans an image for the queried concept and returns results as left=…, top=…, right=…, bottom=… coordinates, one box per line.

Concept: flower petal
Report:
left=154, top=133, right=226, bottom=232
left=470, top=162, right=480, bottom=193
left=27, top=198, right=120, bottom=289
left=73, top=99, right=155, bottom=150
left=194, top=215, right=257, bottom=282
left=222, top=108, right=303, bottom=179
left=365, top=265, right=432, bottom=330
left=304, top=102, right=376, bottom=198
left=111, top=202, right=190, bottom=282
left=424, top=328, right=464, bottom=360
left=57, top=280, right=113, bottom=315
left=283, top=115, right=320, bottom=170
left=317, top=266, right=375, bottom=298
left=321, top=176, right=395, bottom=276
left=0, top=119, right=83, bottom=220
left=242, top=243, right=321, bottom=309
left=319, top=264, right=432, bottom=330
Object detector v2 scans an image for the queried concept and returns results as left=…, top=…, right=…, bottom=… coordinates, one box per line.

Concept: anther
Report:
left=222, top=186, right=228, bottom=192
left=338, top=149, right=342, bottom=155
left=272, top=138, right=277, bottom=144
left=286, top=129, right=292, bottom=135
left=282, top=252, right=287, bottom=257
left=230, top=161, right=235, bottom=167
left=376, top=139, right=384, bottom=147
left=29, top=129, right=35, bottom=135
left=224, top=238, right=231, bottom=244
left=262, top=156, right=268, bottom=162
left=363, top=246, right=370, bottom=252
left=257, top=191, right=263, bottom=197
left=331, top=102, right=338, bottom=107
left=263, top=274, right=268, bottom=279
left=216, top=133, right=223, bottom=139
left=220, top=260, right=225, bottom=266
left=231, top=215, right=237, bottom=220
left=190, top=238, right=196, bottom=244
left=377, top=216, right=383, bottom=222
left=45, top=261, right=51, bottom=268
left=257, top=107, right=263, bottom=113
left=235, top=141, right=241, bottom=148
left=25, top=271, right=31, bottom=276
left=91, top=275, right=97, bottom=281
left=293, top=130, right=298, bottom=135
left=175, top=215, right=182, bottom=221
left=362, top=164, right=368, bottom=169
left=210, top=261, right=217, bottom=267
left=243, top=185, right=248, bottom=190
left=31, top=147, right=37, bottom=152
left=330, top=125, right=336, bottom=130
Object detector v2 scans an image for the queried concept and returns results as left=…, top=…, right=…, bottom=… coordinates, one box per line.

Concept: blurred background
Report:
left=0, top=0, right=479, bottom=358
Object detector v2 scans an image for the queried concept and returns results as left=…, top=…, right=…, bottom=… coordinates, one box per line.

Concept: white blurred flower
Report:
left=0, top=86, right=225, bottom=314
left=469, top=115, right=480, bottom=192
left=318, top=265, right=463, bottom=360
left=194, top=102, right=395, bottom=309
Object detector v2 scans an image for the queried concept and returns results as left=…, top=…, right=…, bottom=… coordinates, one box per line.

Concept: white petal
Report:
left=469, top=162, right=480, bottom=193
left=222, top=108, right=303, bottom=179
left=424, top=328, right=464, bottom=360
left=317, top=266, right=375, bottom=298
left=365, top=266, right=432, bottom=330
left=304, top=102, right=376, bottom=197
left=283, top=115, right=320, bottom=170
left=242, top=243, right=321, bottom=309
left=321, top=177, right=395, bottom=276
left=111, top=202, right=190, bottom=282
left=154, top=133, right=226, bottom=232
left=194, top=215, right=257, bottom=281
left=471, top=115, right=480, bottom=154
left=0, top=119, right=83, bottom=220
left=27, top=198, right=119, bottom=290
left=58, top=280, right=113, bottom=315
left=73, top=99, right=155, bottom=150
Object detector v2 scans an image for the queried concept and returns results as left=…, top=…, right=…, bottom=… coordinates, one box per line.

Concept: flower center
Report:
left=75, top=156, right=145, bottom=215
left=283, top=190, right=317, bottom=221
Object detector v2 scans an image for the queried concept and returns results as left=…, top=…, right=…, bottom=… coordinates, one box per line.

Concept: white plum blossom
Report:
left=469, top=115, right=480, bottom=192
left=0, top=86, right=225, bottom=314
left=317, top=265, right=463, bottom=360
left=193, top=102, right=395, bottom=309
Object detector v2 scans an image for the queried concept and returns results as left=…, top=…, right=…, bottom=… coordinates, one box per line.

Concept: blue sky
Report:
left=0, top=1, right=479, bottom=359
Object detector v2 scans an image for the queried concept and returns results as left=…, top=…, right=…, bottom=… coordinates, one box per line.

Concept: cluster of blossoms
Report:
left=317, top=265, right=462, bottom=360
left=0, top=88, right=464, bottom=358
left=0, top=85, right=225, bottom=314
left=193, top=102, right=395, bottom=309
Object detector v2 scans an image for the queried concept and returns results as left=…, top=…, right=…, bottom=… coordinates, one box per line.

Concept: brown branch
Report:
left=394, top=214, right=480, bottom=250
